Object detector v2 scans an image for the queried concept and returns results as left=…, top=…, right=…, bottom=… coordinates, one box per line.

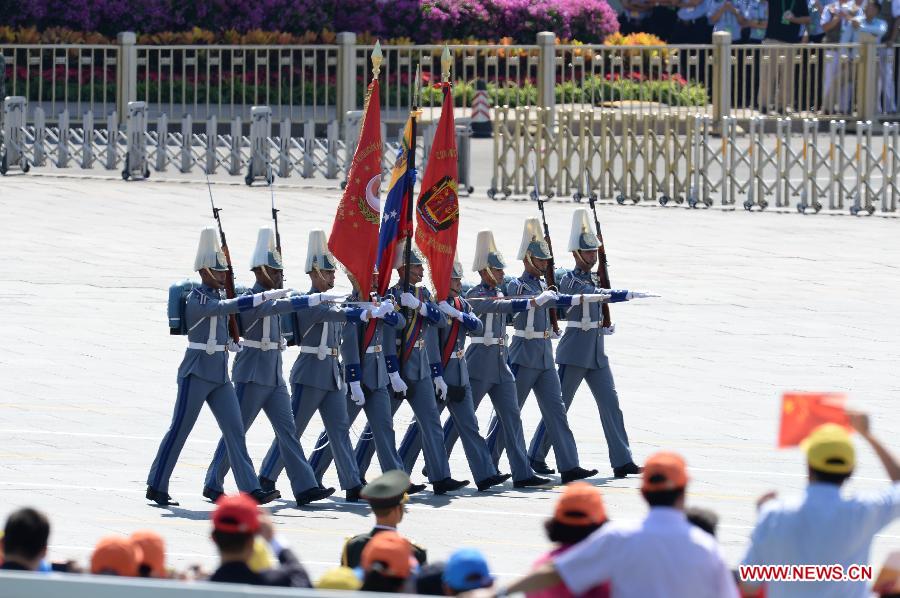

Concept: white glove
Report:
left=438, top=300, right=463, bottom=319
left=349, top=381, right=366, bottom=406
left=626, top=291, right=660, bottom=300
left=400, top=292, right=421, bottom=309
left=388, top=372, right=408, bottom=396
left=551, top=329, right=563, bottom=340
left=251, top=292, right=269, bottom=307
left=371, top=301, right=395, bottom=319
left=584, top=293, right=612, bottom=303
left=309, top=291, right=348, bottom=307
left=569, top=295, right=582, bottom=306
left=534, top=290, right=558, bottom=306
left=358, top=309, right=371, bottom=322
left=433, top=376, right=448, bottom=401
left=601, top=324, right=616, bottom=335
left=226, top=339, right=243, bottom=353
left=262, top=288, right=290, bottom=301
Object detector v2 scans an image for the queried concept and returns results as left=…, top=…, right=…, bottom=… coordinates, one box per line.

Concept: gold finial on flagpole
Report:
left=371, top=40, right=383, bottom=79
left=441, top=45, right=452, bottom=83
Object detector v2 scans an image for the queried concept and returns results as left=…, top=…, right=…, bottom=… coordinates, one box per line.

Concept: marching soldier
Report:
left=146, top=228, right=282, bottom=506
left=484, top=218, right=605, bottom=484
left=340, top=470, right=427, bottom=569
left=308, top=267, right=426, bottom=495
left=201, top=227, right=340, bottom=507
left=257, top=230, right=374, bottom=502
left=358, top=246, right=470, bottom=495
left=396, top=256, right=510, bottom=492
left=443, top=230, right=551, bottom=489
left=527, top=209, right=649, bottom=478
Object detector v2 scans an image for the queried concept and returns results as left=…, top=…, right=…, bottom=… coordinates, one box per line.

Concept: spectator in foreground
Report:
left=740, top=412, right=900, bottom=598
left=360, top=531, right=416, bottom=593
left=444, top=549, right=495, bottom=594
left=316, top=566, right=363, bottom=591
left=417, top=562, right=448, bottom=595
left=91, top=536, right=143, bottom=577
left=1, top=508, right=50, bottom=572
left=208, top=493, right=311, bottom=587
left=527, top=481, right=610, bottom=598
left=130, top=530, right=166, bottom=578
left=470, top=452, right=738, bottom=598
left=686, top=506, right=720, bottom=536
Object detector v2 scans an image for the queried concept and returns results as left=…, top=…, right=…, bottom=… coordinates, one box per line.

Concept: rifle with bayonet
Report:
left=205, top=171, right=241, bottom=344
left=532, top=163, right=560, bottom=336
left=268, top=165, right=283, bottom=289
left=587, top=192, right=612, bottom=329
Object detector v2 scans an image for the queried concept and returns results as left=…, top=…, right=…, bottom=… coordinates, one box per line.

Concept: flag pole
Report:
left=401, top=63, right=421, bottom=294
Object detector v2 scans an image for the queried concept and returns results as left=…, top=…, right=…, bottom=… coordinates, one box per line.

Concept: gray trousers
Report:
left=204, top=382, right=318, bottom=496
left=442, top=377, right=535, bottom=482
left=484, top=364, right=580, bottom=472
left=397, top=384, right=497, bottom=483
left=355, top=377, right=451, bottom=483
left=148, top=374, right=258, bottom=494
left=259, top=384, right=361, bottom=491
left=308, top=385, right=403, bottom=481
left=529, top=365, right=633, bottom=469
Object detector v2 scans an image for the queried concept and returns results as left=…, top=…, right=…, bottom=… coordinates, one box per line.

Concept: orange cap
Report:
left=553, top=482, right=607, bottom=526
left=213, top=493, right=260, bottom=534
left=361, top=531, right=414, bottom=578
left=130, top=530, right=166, bottom=577
left=641, top=452, right=689, bottom=492
left=91, top=536, right=143, bottom=577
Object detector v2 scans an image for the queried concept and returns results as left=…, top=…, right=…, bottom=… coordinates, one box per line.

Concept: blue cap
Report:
left=443, top=549, right=494, bottom=591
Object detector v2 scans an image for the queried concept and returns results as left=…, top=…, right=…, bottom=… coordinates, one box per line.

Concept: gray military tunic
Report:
left=397, top=296, right=496, bottom=483
left=309, top=291, right=406, bottom=479
left=529, top=269, right=634, bottom=468
left=357, top=284, right=453, bottom=483
left=203, top=283, right=320, bottom=496
left=482, top=272, right=582, bottom=473
left=258, top=291, right=364, bottom=491
left=442, top=283, right=536, bottom=482
left=147, top=285, right=261, bottom=494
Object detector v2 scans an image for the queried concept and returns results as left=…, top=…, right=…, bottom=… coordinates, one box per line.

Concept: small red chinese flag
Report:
left=778, top=392, right=851, bottom=447
left=329, top=79, right=382, bottom=294
left=415, top=83, right=459, bottom=301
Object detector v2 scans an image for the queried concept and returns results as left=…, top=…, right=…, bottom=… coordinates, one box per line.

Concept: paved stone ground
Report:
left=0, top=172, right=898, bottom=584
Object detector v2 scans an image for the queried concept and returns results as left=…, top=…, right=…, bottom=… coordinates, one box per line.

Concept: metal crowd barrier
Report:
left=0, top=97, right=473, bottom=194
left=490, top=106, right=900, bottom=215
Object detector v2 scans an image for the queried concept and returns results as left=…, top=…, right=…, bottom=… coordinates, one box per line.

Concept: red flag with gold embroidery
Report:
left=415, top=83, right=459, bottom=301
left=778, top=392, right=851, bottom=447
left=329, top=79, right=382, bottom=294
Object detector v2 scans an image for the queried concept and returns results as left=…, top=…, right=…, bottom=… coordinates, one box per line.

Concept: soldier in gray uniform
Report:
left=308, top=267, right=426, bottom=495
left=146, top=227, right=281, bottom=506
left=202, top=227, right=340, bottom=507
left=484, top=218, right=607, bottom=484
left=357, top=246, right=470, bottom=495
left=257, top=230, right=372, bottom=502
left=396, top=256, right=510, bottom=492
left=528, top=209, right=652, bottom=478
left=442, top=230, right=551, bottom=489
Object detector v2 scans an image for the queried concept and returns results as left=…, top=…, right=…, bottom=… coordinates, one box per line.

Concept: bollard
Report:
left=58, top=110, right=70, bottom=169
left=123, top=101, right=149, bottom=180
left=180, top=114, right=193, bottom=173
left=303, top=120, right=315, bottom=178
left=279, top=119, right=291, bottom=178
left=155, top=114, right=168, bottom=172
left=105, top=111, right=118, bottom=171
left=33, top=107, right=46, bottom=167
left=0, top=96, right=28, bottom=175
left=229, top=116, right=242, bottom=176
left=470, top=79, right=493, bottom=138
left=246, top=105, right=272, bottom=185
left=326, top=120, right=340, bottom=179
left=81, top=110, right=95, bottom=169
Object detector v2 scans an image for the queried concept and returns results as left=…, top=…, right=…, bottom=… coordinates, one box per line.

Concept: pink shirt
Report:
left=527, top=545, right=610, bottom=598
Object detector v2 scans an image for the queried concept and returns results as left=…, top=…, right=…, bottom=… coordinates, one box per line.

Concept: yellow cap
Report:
left=801, top=423, right=855, bottom=474
left=247, top=538, right=274, bottom=573
left=316, top=566, right=363, bottom=590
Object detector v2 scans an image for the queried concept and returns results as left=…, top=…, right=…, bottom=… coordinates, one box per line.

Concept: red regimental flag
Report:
left=415, top=84, right=459, bottom=301
left=329, top=80, right=382, bottom=294
left=778, top=391, right=851, bottom=447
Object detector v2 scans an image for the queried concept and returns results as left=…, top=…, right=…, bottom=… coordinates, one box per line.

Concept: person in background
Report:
left=443, top=549, right=495, bottom=595
left=686, top=506, right=720, bottom=536
left=740, top=412, right=900, bottom=598
left=620, top=0, right=653, bottom=33
left=1, top=508, right=50, bottom=572
left=758, top=0, right=810, bottom=114
left=709, top=0, right=745, bottom=40
left=527, top=482, right=611, bottom=598
left=877, top=0, right=900, bottom=113
left=208, top=493, right=312, bottom=587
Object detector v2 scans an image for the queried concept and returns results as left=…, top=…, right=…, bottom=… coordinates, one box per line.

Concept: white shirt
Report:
left=742, top=482, right=900, bottom=598
left=554, top=507, right=739, bottom=598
